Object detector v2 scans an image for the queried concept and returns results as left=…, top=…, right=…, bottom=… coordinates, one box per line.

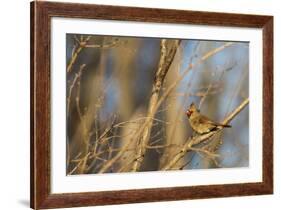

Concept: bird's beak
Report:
left=186, top=110, right=191, bottom=117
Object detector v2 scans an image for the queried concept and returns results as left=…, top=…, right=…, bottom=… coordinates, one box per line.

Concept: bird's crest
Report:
left=186, top=102, right=199, bottom=117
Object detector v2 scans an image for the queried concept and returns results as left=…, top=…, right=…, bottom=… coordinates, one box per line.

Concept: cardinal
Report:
left=186, top=103, right=231, bottom=134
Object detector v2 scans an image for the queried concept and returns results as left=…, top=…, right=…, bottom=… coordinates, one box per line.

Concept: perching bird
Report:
left=186, top=103, right=231, bottom=134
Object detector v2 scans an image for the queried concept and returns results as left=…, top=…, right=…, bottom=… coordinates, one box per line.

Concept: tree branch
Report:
left=67, top=36, right=91, bottom=73
left=131, top=39, right=180, bottom=172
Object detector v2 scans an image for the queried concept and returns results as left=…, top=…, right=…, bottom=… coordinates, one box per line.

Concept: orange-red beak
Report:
left=186, top=110, right=191, bottom=117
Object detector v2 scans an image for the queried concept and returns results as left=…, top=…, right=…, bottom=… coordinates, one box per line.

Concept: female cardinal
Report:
left=186, top=103, right=231, bottom=134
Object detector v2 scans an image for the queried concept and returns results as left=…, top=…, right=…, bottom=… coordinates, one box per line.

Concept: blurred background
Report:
left=66, top=34, right=249, bottom=175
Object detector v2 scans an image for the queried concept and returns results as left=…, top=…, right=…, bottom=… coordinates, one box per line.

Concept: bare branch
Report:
left=67, top=36, right=91, bottom=73
left=67, top=64, right=86, bottom=115
left=131, top=39, right=181, bottom=172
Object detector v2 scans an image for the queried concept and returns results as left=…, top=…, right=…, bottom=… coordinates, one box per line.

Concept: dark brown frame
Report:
left=30, top=1, right=273, bottom=209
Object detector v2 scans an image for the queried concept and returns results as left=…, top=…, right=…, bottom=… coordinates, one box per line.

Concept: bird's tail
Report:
left=220, top=124, right=231, bottom=128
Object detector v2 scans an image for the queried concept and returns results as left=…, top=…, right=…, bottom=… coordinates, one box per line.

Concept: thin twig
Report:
left=67, top=64, right=86, bottom=115
left=189, top=147, right=220, bottom=158
left=67, top=36, right=91, bottom=73
left=146, top=144, right=180, bottom=149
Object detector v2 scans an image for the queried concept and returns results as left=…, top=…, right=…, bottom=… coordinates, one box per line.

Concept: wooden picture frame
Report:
left=31, top=1, right=273, bottom=209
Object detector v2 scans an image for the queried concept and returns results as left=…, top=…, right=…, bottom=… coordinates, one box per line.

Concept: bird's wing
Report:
left=198, top=115, right=231, bottom=127
left=198, top=115, right=218, bottom=126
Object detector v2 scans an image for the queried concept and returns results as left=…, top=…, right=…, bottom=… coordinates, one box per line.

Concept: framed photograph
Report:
left=30, top=1, right=273, bottom=209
